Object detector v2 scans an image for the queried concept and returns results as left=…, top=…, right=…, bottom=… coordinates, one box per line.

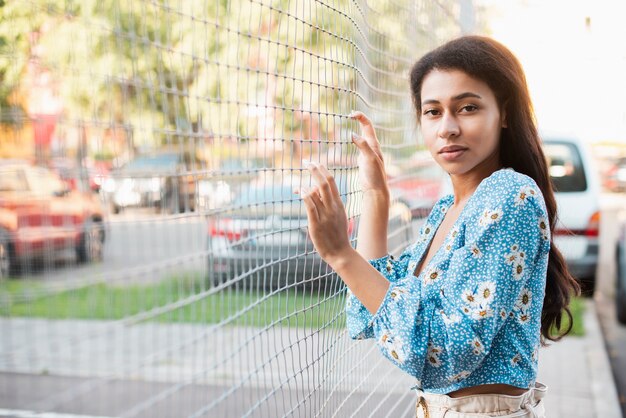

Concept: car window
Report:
left=0, top=168, right=28, bottom=192
left=544, top=141, right=587, bottom=192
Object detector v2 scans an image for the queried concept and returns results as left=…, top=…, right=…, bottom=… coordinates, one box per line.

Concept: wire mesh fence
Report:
left=0, top=1, right=483, bottom=416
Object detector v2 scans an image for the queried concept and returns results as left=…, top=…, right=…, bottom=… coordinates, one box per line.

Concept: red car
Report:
left=0, top=161, right=107, bottom=278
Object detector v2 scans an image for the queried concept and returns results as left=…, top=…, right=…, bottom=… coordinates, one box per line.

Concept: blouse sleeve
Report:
left=361, top=184, right=550, bottom=382
left=345, top=199, right=448, bottom=340
left=345, top=249, right=412, bottom=339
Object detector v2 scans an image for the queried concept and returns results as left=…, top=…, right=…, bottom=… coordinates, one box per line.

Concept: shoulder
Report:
left=475, top=169, right=546, bottom=212
left=463, top=169, right=549, bottom=231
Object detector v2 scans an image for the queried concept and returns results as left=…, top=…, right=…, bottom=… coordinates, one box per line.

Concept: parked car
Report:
left=543, top=135, right=601, bottom=296
left=102, top=151, right=204, bottom=214
left=0, top=161, right=107, bottom=278
left=388, top=158, right=446, bottom=219
left=207, top=175, right=414, bottom=290
left=48, top=157, right=111, bottom=194
left=616, top=222, right=626, bottom=324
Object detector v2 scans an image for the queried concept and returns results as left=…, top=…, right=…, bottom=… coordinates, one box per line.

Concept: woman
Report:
left=298, top=35, right=580, bottom=417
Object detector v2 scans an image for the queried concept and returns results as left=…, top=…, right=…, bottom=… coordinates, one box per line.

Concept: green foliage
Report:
left=0, top=0, right=468, bottom=153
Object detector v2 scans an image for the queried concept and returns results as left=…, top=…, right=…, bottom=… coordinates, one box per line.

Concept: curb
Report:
left=584, top=299, right=622, bottom=418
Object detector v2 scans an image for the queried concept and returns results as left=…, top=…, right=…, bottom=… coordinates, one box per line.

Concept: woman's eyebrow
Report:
left=421, top=92, right=483, bottom=106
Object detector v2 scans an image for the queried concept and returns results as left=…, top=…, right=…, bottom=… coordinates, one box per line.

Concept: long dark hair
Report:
left=409, top=35, right=580, bottom=343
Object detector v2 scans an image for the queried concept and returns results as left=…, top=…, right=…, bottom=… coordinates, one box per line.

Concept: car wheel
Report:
left=0, top=232, right=18, bottom=279
left=0, top=240, right=11, bottom=280
left=77, top=220, right=104, bottom=263
left=617, top=244, right=626, bottom=324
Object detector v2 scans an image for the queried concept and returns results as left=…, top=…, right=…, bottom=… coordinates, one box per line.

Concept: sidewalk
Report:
left=537, top=298, right=622, bottom=418
left=0, top=299, right=622, bottom=417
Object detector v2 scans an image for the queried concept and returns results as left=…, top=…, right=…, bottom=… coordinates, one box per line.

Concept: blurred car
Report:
left=207, top=176, right=414, bottom=290
left=616, top=222, right=626, bottom=324
left=604, top=156, right=626, bottom=193
left=48, top=157, right=110, bottom=193
left=388, top=157, right=446, bottom=219
left=0, top=162, right=107, bottom=278
left=102, top=151, right=204, bottom=214
left=544, top=135, right=601, bottom=296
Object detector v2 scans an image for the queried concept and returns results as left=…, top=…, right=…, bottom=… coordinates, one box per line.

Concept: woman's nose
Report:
left=437, top=113, right=460, bottom=139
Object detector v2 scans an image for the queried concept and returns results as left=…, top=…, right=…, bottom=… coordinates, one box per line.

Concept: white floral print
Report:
left=449, top=370, right=471, bottom=382
left=427, top=343, right=443, bottom=368
left=477, top=281, right=496, bottom=304
left=441, top=310, right=461, bottom=326
left=470, top=337, right=485, bottom=355
left=511, top=353, right=522, bottom=366
left=479, top=208, right=504, bottom=227
left=389, top=286, right=408, bottom=303
left=538, top=216, right=550, bottom=241
left=515, top=288, right=533, bottom=311
left=423, top=267, right=443, bottom=285
left=470, top=243, right=483, bottom=258
left=461, top=289, right=479, bottom=306
left=379, top=333, right=406, bottom=364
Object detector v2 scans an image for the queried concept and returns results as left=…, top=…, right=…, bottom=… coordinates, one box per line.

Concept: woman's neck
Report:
left=449, top=158, right=503, bottom=205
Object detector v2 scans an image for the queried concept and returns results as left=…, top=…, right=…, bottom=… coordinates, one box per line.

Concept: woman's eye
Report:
left=423, top=109, right=440, bottom=116
left=460, top=104, right=478, bottom=113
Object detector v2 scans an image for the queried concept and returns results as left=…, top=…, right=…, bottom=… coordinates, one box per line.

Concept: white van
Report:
left=542, top=134, right=601, bottom=295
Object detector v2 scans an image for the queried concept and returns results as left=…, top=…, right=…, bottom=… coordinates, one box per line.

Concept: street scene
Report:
left=1, top=0, right=626, bottom=417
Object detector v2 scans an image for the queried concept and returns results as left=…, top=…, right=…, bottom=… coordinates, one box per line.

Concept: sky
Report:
left=482, top=0, right=626, bottom=144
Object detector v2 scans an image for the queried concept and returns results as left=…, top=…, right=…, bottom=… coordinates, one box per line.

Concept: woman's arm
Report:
left=355, top=190, right=390, bottom=260
left=327, top=247, right=390, bottom=315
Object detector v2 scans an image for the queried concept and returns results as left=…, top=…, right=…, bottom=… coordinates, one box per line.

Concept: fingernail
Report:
left=351, top=132, right=360, bottom=142
left=349, top=110, right=357, bottom=118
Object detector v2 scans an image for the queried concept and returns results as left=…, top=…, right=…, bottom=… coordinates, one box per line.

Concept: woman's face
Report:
left=419, top=69, right=505, bottom=176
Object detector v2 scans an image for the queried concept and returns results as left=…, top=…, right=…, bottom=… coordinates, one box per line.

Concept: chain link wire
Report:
left=0, top=1, right=483, bottom=416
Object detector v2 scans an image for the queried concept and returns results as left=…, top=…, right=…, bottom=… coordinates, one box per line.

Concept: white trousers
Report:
left=415, top=382, right=547, bottom=418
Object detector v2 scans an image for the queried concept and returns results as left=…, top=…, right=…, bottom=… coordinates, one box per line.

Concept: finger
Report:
left=349, top=110, right=377, bottom=142
left=300, top=187, right=319, bottom=221
left=316, top=163, right=341, bottom=200
left=306, top=186, right=324, bottom=208
left=352, top=133, right=383, bottom=162
left=306, top=162, right=332, bottom=205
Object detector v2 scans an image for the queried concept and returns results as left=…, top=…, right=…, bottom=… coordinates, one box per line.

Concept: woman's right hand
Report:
left=349, top=111, right=389, bottom=195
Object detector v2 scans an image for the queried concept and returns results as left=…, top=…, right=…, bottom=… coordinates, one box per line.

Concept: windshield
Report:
left=544, top=141, right=587, bottom=192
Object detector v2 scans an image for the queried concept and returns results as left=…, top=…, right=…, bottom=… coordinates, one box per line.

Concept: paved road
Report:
left=17, top=209, right=208, bottom=289
left=596, top=193, right=626, bottom=417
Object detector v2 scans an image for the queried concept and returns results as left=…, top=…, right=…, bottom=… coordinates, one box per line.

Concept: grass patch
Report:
left=0, top=275, right=346, bottom=329
left=1, top=278, right=586, bottom=337
left=551, top=297, right=585, bottom=337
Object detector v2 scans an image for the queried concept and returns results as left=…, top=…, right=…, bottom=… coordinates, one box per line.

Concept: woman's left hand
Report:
left=297, top=161, right=353, bottom=265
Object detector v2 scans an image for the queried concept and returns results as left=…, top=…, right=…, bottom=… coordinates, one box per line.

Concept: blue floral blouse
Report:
left=346, top=168, right=551, bottom=394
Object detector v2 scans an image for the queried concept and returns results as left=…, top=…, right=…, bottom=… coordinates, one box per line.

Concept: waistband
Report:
left=414, top=382, right=547, bottom=416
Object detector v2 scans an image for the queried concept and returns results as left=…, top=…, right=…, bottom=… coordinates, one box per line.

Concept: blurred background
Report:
left=1, top=0, right=625, bottom=417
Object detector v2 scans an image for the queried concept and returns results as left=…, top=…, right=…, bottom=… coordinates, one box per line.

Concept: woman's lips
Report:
left=439, top=148, right=467, bottom=161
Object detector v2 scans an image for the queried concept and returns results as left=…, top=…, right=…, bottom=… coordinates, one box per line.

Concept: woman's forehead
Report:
left=420, top=69, right=494, bottom=103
